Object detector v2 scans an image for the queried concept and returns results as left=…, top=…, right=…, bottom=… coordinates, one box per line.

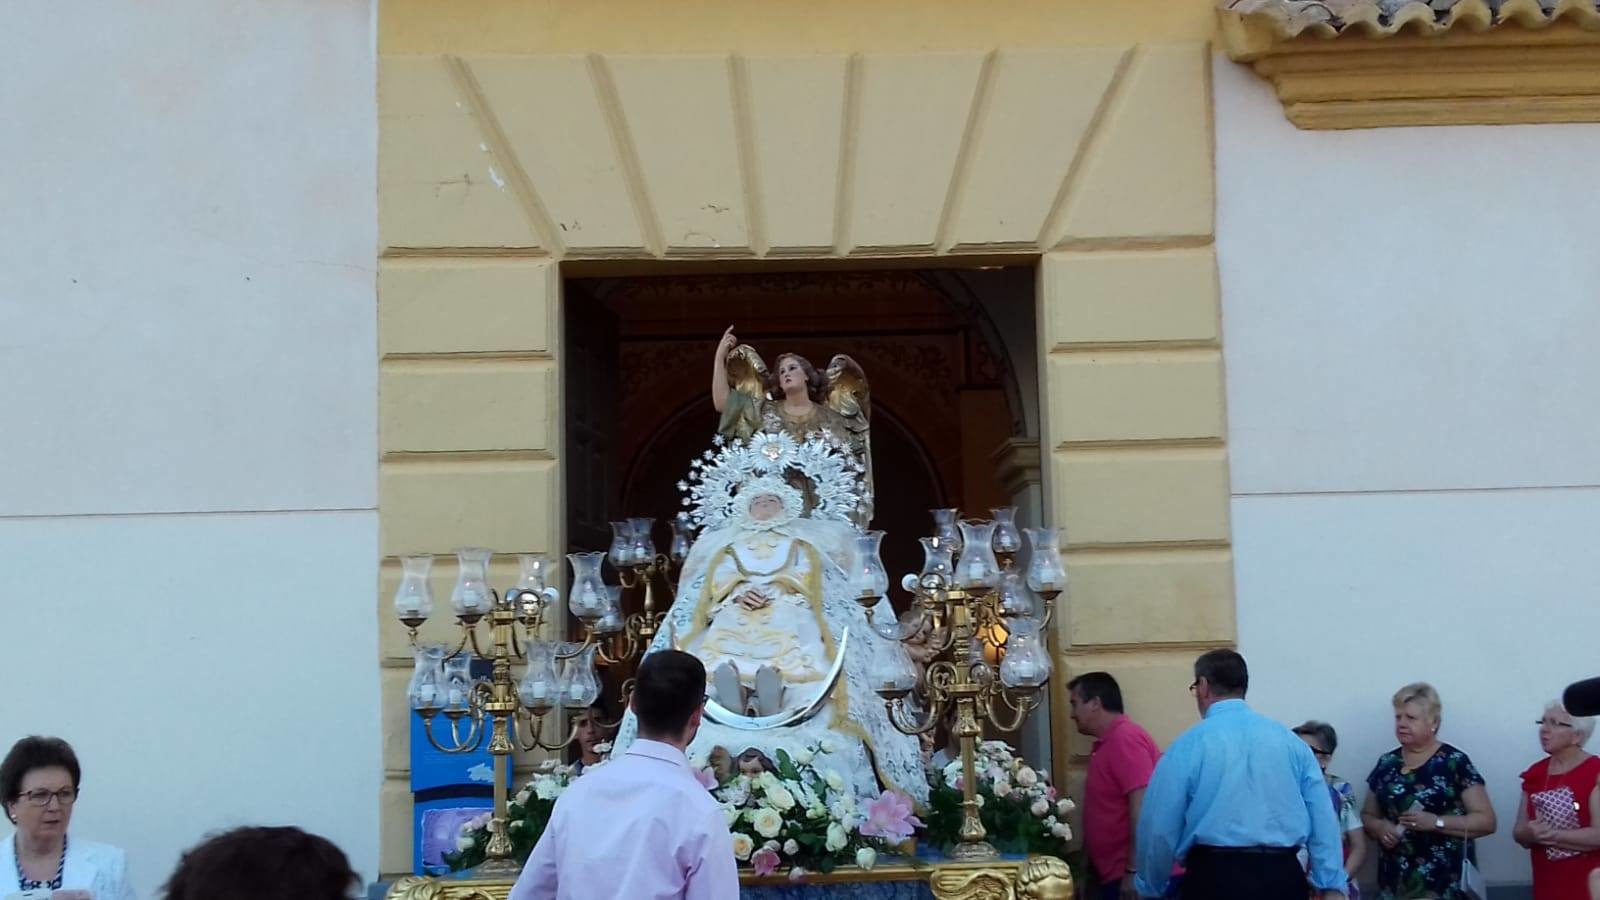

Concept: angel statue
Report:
left=611, top=430, right=927, bottom=804
left=711, top=325, right=874, bottom=526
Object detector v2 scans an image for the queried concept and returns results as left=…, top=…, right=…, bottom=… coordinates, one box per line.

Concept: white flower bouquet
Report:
left=924, top=740, right=1074, bottom=857
left=446, top=758, right=580, bottom=871
left=706, top=742, right=919, bottom=878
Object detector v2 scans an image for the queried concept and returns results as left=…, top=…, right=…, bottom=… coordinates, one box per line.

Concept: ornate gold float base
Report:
left=387, top=855, right=1073, bottom=900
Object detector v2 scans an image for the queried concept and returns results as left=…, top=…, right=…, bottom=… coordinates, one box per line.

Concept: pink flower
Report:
left=751, top=846, right=781, bottom=876
left=694, top=766, right=719, bottom=791
left=860, top=790, right=924, bottom=842
left=1045, top=786, right=1057, bottom=801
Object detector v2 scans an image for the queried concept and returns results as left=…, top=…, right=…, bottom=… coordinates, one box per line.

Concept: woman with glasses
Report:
left=1511, top=700, right=1600, bottom=900
left=1293, top=721, right=1367, bottom=898
left=2, top=735, right=136, bottom=899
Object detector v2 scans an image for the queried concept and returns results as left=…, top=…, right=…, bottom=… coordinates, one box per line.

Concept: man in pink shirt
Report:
left=1069, top=671, right=1166, bottom=900
left=511, top=650, right=739, bottom=900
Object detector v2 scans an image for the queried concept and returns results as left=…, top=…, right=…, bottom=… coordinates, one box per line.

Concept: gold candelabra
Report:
left=851, top=507, right=1065, bottom=862
left=392, top=517, right=689, bottom=876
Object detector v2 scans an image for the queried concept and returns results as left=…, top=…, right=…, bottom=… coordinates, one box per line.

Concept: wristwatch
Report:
left=1434, top=816, right=1446, bottom=831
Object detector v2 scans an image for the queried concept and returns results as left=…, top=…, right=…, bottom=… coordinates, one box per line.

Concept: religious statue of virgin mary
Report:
left=612, top=331, right=925, bottom=803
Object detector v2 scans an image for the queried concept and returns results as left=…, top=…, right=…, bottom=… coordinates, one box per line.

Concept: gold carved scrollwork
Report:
left=384, top=877, right=508, bottom=900
left=1015, top=856, right=1076, bottom=900
left=929, top=868, right=1014, bottom=900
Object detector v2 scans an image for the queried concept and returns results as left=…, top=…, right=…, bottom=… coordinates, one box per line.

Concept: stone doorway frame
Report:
left=375, top=43, right=1233, bottom=872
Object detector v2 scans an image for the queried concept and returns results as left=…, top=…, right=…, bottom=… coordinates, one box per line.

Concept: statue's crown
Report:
left=679, top=432, right=866, bottom=530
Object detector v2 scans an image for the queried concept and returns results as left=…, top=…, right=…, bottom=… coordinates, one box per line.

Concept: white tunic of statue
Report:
left=615, top=474, right=927, bottom=804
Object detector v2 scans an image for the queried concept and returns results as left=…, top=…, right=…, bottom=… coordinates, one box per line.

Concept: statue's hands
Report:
left=717, top=324, right=738, bottom=360
left=735, top=588, right=771, bottom=610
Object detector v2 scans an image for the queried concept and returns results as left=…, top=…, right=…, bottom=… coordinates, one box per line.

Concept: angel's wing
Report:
left=823, top=354, right=870, bottom=430
left=726, top=344, right=770, bottom=400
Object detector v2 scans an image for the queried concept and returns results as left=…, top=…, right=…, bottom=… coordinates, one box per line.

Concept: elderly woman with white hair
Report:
left=1512, top=698, right=1600, bottom=900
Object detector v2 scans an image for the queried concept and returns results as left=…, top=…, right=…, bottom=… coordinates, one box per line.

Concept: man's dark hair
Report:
left=632, top=649, right=706, bottom=738
left=1, top=736, right=81, bottom=817
left=163, top=826, right=358, bottom=900
left=1066, top=671, right=1125, bottom=714
left=1293, top=720, right=1338, bottom=755
left=1194, top=648, right=1248, bottom=696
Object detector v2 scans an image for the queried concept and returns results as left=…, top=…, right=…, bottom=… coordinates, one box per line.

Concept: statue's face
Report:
left=748, top=494, right=783, bottom=521
left=776, top=356, right=808, bottom=394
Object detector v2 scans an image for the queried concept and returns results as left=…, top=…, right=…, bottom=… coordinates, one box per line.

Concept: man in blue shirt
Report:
left=1134, top=649, right=1346, bottom=900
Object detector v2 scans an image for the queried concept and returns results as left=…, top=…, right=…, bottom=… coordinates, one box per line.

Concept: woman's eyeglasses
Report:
left=19, top=788, right=78, bottom=807
left=1537, top=719, right=1575, bottom=729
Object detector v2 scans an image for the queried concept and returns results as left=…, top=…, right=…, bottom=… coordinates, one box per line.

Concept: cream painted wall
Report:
left=1216, top=56, right=1600, bottom=887
left=0, top=2, right=379, bottom=896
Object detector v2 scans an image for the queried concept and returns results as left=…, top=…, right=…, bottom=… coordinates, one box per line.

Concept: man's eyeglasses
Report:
left=1310, top=747, right=1333, bottom=759
left=19, top=788, right=78, bottom=808
left=1188, top=679, right=1200, bottom=695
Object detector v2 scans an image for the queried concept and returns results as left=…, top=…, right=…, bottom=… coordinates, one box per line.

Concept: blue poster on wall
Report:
left=409, top=656, right=495, bottom=875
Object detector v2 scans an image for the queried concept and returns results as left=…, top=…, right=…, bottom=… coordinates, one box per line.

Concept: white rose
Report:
left=724, top=806, right=742, bottom=826
left=825, top=770, right=846, bottom=792
left=1056, top=799, right=1074, bottom=817
left=795, top=748, right=815, bottom=765
left=784, top=839, right=799, bottom=855
left=767, top=785, right=797, bottom=811
left=820, top=739, right=837, bottom=753
left=750, top=807, right=784, bottom=839
left=993, top=780, right=1012, bottom=798
left=765, top=839, right=781, bottom=851
left=855, top=847, right=877, bottom=870
left=730, top=833, right=754, bottom=861
left=986, top=766, right=1006, bottom=785
left=1031, top=798, right=1049, bottom=816
left=455, top=834, right=474, bottom=851
left=1016, top=766, right=1039, bottom=787
left=825, top=822, right=848, bottom=851
left=974, top=793, right=985, bottom=807
left=1051, top=822, right=1071, bottom=839
left=534, top=777, right=560, bottom=800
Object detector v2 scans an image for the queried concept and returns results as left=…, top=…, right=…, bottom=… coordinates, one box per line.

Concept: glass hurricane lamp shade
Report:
left=393, top=555, right=435, bottom=626
left=566, top=552, right=610, bottom=625
left=669, top=513, right=694, bottom=563
left=870, top=642, right=919, bottom=700
left=442, top=653, right=475, bottom=716
left=930, top=508, right=963, bottom=555
left=991, top=507, right=1022, bottom=555
left=561, top=645, right=603, bottom=709
left=995, top=570, right=1038, bottom=622
left=906, top=536, right=955, bottom=592
left=608, top=522, right=632, bottom=567
left=998, top=630, right=1051, bottom=689
left=954, top=520, right=1000, bottom=590
left=1022, top=527, right=1067, bottom=594
left=851, top=531, right=891, bottom=600
left=627, top=518, right=656, bottom=565
left=450, top=548, right=495, bottom=619
left=518, top=641, right=560, bottom=715
left=590, top=586, right=625, bottom=635
left=407, top=646, right=447, bottom=713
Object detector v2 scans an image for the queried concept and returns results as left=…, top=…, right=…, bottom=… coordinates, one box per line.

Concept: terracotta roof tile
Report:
left=1219, top=0, right=1600, bottom=38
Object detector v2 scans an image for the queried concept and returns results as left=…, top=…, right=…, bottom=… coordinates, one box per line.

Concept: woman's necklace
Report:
left=16, top=834, right=67, bottom=891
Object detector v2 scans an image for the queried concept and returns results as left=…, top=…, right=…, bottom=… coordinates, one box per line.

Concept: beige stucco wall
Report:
left=378, top=0, right=1228, bottom=873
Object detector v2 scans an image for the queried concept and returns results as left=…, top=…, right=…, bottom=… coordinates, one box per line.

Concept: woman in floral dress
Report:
left=1361, top=683, right=1497, bottom=900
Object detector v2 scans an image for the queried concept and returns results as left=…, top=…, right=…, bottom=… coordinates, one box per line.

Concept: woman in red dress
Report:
left=1513, top=700, right=1600, bottom=900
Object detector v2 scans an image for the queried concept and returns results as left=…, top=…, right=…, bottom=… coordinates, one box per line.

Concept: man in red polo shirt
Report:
left=1070, top=671, right=1166, bottom=900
